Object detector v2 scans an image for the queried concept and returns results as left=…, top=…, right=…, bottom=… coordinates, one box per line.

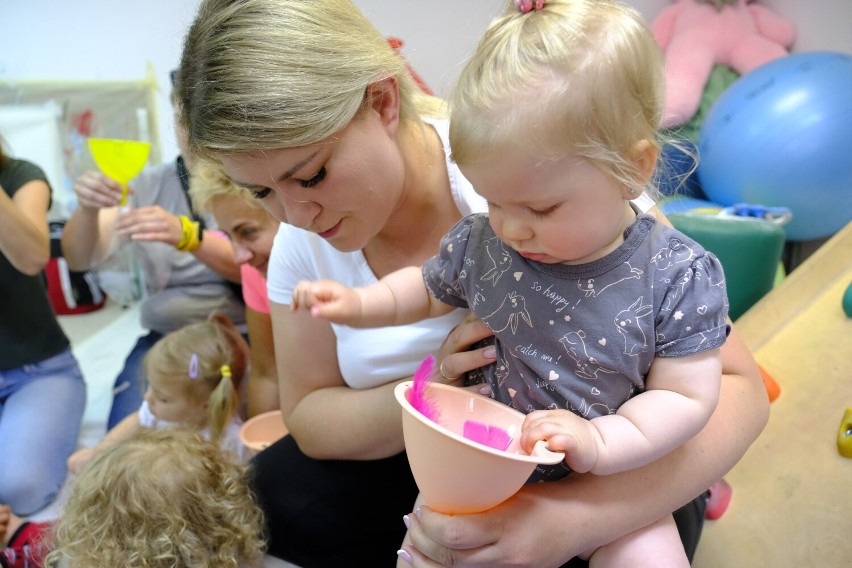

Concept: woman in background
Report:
left=190, top=160, right=281, bottom=417
left=0, top=142, right=86, bottom=515
left=61, top=78, right=245, bottom=431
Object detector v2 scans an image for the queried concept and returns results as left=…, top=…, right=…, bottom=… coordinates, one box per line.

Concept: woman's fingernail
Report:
left=397, top=549, right=413, bottom=565
left=403, top=514, right=411, bottom=529
left=484, top=347, right=497, bottom=359
left=415, top=507, right=423, bottom=520
left=480, top=385, right=491, bottom=395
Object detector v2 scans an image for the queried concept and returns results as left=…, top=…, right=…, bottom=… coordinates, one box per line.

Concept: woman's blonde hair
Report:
left=177, top=0, right=445, bottom=157
left=143, top=312, right=248, bottom=442
left=450, top=0, right=666, bottom=196
left=46, top=428, right=265, bottom=567
left=188, top=159, right=268, bottom=216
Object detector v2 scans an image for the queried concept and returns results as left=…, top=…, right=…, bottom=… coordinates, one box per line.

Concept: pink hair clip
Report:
left=189, top=353, right=199, bottom=379
left=515, top=0, right=545, bottom=14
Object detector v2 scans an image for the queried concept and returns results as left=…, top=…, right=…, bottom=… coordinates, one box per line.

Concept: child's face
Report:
left=461, top=148, right=637, bottom=265
left=144, top=377, right=207, bottom=426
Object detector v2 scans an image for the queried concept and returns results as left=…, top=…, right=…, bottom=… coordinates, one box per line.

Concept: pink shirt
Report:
left=240, top=264, right=269, bottom=314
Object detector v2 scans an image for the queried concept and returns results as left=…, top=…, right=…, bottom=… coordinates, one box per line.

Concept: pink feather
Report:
left=463, top=420, right=512, bottom=451
left=407, top=355, right=440, bottom=422
left=407, top=354, right=513, bottom=451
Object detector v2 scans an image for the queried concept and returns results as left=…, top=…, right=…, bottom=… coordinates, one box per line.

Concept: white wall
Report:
left=2, top=0, right=850, bottom=167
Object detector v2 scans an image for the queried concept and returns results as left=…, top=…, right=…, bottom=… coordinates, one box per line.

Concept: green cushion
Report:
left=668, top=213, right=786, bottom=321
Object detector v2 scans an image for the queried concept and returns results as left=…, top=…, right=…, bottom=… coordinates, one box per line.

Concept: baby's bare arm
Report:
left=523, top=349, right=721, bottom=475
left=292, top=266, right=454, bottom=327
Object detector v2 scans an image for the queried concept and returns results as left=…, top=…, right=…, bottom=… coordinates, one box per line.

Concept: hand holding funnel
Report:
left=88, top=138, right=151, bottom=206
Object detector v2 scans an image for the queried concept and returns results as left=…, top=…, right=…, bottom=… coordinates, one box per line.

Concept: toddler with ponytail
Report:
left=68, top=312, right=249, bottom=472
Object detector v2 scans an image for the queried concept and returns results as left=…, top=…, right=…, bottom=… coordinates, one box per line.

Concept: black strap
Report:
left=176, top=156, right=206, bottom=234
left=177, top=156, right=243, bottom=304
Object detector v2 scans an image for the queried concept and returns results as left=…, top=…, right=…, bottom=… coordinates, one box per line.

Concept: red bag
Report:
left=44, top=221, right=107, bottom=315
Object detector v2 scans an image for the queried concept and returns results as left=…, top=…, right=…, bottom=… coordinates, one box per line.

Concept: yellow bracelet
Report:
left=176, top=215, right=202, bottom=252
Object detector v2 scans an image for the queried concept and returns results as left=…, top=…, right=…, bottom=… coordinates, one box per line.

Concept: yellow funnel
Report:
left=88, top=138, right=151, bottom=205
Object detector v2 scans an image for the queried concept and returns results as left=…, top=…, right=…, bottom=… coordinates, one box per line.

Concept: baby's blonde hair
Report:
left=177, top=0, right=445, bottom=157
left=46, top=428, right=265, bottom=567
left=143, top=312, right=248, bottom=442
left=450, top=0, right=666, bottom=196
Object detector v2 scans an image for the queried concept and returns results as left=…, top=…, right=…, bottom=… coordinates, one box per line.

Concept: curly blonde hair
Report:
left=46, top=428, right=266, bottom=567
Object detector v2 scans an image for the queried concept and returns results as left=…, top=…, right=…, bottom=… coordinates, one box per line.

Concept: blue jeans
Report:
left=0, top=348, right=86, bottom=515
left=106, top=331, right=162, bottom=430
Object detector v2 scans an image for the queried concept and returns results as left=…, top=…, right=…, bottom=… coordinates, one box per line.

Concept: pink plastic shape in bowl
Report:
left=394, top=381, right=564, bottom=514
left=239, top=410, right=288, bottom=456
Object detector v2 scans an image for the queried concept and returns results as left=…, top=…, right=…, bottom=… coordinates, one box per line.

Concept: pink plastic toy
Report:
left=406, top=355, right=512, bottom=451
left=239, top=410, right=288, bottom=457
left=395, top=380, right=564, bottom=513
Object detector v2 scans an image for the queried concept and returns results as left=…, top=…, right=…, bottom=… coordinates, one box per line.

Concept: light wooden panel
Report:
left=694, top=221, right=852, bottom=567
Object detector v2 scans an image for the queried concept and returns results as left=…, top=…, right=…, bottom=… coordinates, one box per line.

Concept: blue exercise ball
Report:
left=697, top=51, right=852, bottom=241
left=657, top=140, right=705, bottom=200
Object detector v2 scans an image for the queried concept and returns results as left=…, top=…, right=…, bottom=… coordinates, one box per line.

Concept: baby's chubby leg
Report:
left=586, top=513, right=689, bottom=568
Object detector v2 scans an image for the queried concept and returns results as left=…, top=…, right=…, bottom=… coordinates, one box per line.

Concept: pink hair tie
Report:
left=515, top=0, right=545, bottom=14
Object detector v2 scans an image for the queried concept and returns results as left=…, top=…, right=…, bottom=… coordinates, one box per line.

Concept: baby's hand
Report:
left=67, top=447, right=100, bottom=475
left=520, top=409, right=599, bottom=473
left=290, top=279, right=362, bottom=323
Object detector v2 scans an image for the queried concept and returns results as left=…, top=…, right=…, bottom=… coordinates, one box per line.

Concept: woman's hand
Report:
left=400, top=485, right=578, bottom=568
left=433, top=313, right=496, bottom=387
left=73, top=171, right=124, bottom=209
left=114, top=205, right=183, bottom=246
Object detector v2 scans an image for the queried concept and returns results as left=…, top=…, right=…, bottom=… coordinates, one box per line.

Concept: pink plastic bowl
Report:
left=239, top=410, right=288, bottom=455
left=394, top=381, right=564, bottom=514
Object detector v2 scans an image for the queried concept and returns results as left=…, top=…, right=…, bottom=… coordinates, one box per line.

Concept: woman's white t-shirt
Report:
left=266, top=117, right=654, bottom=390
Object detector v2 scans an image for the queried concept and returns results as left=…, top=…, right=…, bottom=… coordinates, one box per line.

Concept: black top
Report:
left=0, top=158, right=70, bottom=370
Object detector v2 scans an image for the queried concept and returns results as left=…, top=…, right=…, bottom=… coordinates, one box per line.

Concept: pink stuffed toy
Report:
left=652, top=0, right=796, bottom=129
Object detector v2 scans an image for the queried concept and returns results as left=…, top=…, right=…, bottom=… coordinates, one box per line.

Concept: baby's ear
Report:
left=629, top=139, right=658, bottom=185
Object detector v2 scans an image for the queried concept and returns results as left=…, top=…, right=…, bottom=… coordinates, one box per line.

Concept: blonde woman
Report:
left=176, top=0, right=768, bottom=566
left=293, top=1, right=731, bottom=565
left=190, top=161, right=281, bottom=418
